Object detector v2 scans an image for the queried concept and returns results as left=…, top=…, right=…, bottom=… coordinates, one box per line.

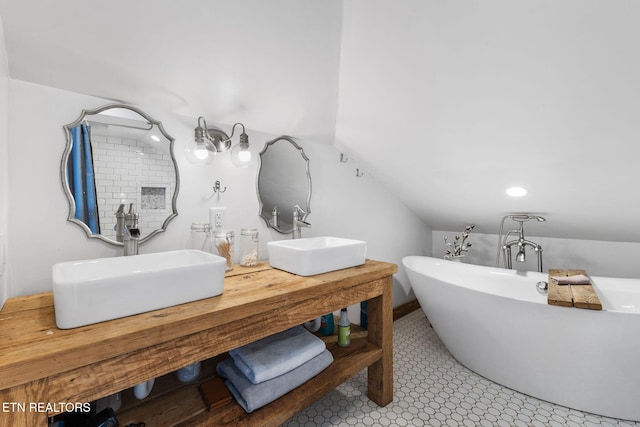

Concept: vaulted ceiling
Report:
left=2, top=0, right=639, bottom=242
left=0, top=0, right=342, bottom=141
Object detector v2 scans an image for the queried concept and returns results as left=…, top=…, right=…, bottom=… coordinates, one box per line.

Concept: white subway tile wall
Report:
left=91, top=133, right=175, bottom=240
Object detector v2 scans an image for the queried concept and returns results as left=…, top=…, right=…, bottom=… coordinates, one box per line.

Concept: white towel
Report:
left=229, top=325, right=326, bottom=384
left=551, top=274, right=591, bottom=285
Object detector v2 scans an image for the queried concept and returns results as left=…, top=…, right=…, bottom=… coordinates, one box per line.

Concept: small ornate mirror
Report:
left=62, top=104, right=179, bottom=245
left=257, top=136, right=311, bottom=233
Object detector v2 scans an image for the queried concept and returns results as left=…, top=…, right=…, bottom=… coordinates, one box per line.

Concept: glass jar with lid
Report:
left=239, top=228, right=259, bottom=267
left=213, top=230, right=234, bottom=271
left=190, top=222, right=213, bottom=253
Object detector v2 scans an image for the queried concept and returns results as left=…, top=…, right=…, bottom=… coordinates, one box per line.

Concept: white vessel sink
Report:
left=267, top=236, right=367, bottom=276
left=52, top=250, right=227, bottom=329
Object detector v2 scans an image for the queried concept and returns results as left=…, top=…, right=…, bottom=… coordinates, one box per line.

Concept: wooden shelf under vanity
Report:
left=0, top=260, right=397, bottom=426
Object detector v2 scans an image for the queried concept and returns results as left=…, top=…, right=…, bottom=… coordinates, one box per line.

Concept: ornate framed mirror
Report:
left=61, top=104, right=179, bottom=245
left=257, top=136, right=311, bottom=234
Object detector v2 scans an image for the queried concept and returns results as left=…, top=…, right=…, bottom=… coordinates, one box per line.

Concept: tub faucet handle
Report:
left=536, top=281, right=548, bottom=293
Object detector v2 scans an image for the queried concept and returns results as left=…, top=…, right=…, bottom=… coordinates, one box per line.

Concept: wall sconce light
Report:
left=184, top=117, right=258, bottom=167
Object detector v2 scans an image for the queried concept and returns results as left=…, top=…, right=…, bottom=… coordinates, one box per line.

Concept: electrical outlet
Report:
left=209, top=207, right=227, bottom=231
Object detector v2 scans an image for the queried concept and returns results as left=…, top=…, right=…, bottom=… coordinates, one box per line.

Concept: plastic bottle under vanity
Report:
left=360, top=301, right=368, bottom=330
left=338, top=308, right=351, bottom=347
left=318, top=313, right=334, bottom=336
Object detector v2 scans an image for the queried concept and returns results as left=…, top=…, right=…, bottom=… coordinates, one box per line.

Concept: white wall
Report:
left=0, top=15, right=8, bottom=309
left=298, top=143, right=432, bottom=309
left=334, top=0, right=640, bottom=243
left=6, top=80, right=431, bottom=313
left=433, top=229, right=640, bottom=279
left=0, top=0, right=344, bottom=146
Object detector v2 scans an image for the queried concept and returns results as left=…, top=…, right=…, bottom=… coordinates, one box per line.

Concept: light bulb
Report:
left=238, top=149, right=252, bottom=163
left=194, top=145, right=210, bottom=160
left=184, top=138, right=215, bottom=165
left=230, top=142, right=258, bottom=168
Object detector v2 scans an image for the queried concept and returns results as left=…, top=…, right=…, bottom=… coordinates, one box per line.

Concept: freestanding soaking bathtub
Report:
left=403, top=255, right=640, bottom=422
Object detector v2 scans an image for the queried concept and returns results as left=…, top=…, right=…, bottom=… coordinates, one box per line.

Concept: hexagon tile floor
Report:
left=282, top=310, right=639, bottom=427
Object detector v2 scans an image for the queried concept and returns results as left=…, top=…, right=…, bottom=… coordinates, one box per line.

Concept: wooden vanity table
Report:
left=0, top=260, right=396, bottom=426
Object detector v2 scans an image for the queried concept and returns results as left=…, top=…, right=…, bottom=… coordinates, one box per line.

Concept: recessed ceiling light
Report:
left=506, top=187, right=527, bottom=197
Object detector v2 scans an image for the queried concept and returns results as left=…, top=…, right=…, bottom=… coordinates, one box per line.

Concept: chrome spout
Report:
left=125, top=203, right=138, bottom=229
left=503, top=239, right=543, bottom=272
left=116, top=203, right=140, bottom=255
left=292, top=205, right=311, bottom=239
left=498, top=214, right=545, bottom=272
left=123, top=227, right=140, bottom=256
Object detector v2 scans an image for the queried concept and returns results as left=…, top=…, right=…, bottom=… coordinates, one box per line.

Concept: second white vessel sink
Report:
left=267, top=236, right=367, bottom=276
left=52, top=249, right=227, bottom=329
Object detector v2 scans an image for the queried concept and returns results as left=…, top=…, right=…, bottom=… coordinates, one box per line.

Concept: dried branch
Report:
left=444, top=225, right=475, bottom=258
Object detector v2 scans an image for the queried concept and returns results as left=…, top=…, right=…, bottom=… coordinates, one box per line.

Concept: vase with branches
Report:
left=444, top=225, right=475, bottom=259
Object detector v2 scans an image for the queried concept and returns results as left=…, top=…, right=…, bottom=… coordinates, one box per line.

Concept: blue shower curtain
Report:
left=68, top=124, right=100, bottom=233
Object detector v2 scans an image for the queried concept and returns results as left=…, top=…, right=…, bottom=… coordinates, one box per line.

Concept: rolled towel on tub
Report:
left=229, top=325, right=326, bottom=384
left=551, top=274, right=591, bottom=285
left=217, top=349, right=333, bottom=413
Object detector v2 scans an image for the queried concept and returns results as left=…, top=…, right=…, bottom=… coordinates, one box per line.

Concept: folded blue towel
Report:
left=229, top=325, right=326, bottom=384
left=217, top=349, right=333, bottom=413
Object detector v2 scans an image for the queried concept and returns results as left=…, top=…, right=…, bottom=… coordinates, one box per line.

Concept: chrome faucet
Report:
left=115, top=204, right=126, bottom=243
left=270, top=206, right=280, bottom=229
left=123, top=229, right=140, bottom=256
left=124, top=203, right=139, bottom=231
left=115, top=203, right=140, bottom=256
left=292, top=205, right=311, bottom=239
left=497, top=214, right=545, bottom=272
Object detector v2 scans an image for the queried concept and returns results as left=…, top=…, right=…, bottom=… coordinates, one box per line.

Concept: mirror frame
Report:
left=61, top=103, right=180, bottom=246
left=257, top=136, right=311, bottom=234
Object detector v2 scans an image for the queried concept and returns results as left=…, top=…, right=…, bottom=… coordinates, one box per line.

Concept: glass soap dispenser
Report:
left=239, top=228, right=259, bottom=267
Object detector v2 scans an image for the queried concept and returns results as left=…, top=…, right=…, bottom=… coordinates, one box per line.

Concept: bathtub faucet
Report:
left=497, top=214, right=545, bottom=272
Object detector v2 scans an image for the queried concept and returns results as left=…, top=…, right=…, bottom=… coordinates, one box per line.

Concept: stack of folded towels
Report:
left=217, top=325, right=333, bottom=413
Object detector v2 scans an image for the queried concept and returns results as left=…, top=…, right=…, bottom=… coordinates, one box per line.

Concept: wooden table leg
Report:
left=366, top=276, right=393, bottom=406
left=0, top=380, right=49, bottom=426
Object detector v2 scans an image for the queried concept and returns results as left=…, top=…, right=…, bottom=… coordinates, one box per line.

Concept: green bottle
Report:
left=338, top=308, right=351, bottom=347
